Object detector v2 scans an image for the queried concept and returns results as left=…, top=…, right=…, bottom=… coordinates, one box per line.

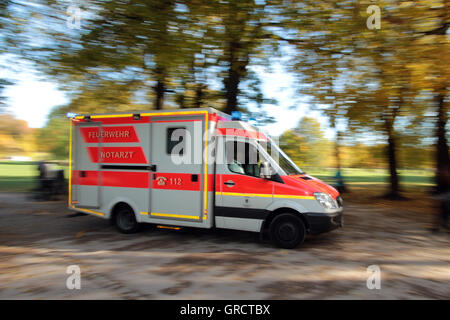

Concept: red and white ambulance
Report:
left=68, top=108, right=343, bottom=248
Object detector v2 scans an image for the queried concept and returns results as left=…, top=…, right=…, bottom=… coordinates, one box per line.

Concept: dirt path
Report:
left=0, top=192, right=448, bottom=299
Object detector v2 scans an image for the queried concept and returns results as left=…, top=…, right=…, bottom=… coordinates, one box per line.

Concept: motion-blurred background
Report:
left=0, top=0, right=448, bottom=203
left=0, top=1, right=449, bottom=301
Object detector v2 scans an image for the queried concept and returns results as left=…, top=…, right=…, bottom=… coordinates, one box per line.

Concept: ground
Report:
left=0, top=191, right=448, bottom=300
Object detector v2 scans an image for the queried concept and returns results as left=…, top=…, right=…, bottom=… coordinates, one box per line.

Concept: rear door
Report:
left=72, top=122, right=102, bottom=208
left=148, top=115, right=205, bottom=221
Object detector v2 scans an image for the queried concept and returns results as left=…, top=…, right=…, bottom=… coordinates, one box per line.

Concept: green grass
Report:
left=306, top=168, right=434, bottom=188
left=0, top=162, right=68, bottom=192
left=0, top=162, right=39, bottom=192
left=0, top=162, right=435, bottom=193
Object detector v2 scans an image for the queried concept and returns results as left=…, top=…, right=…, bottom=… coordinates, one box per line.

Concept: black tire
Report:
left=269, top=213, right=306, bottom=249
left=114, top=205, right=140, bottom=234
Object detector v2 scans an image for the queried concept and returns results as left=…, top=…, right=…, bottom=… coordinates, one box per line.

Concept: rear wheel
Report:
left=114, top=205, right=140, bottom=234
left=269, top=213, right=306, bottom=249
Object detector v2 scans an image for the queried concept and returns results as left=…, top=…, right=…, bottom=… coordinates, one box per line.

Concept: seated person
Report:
left=228, top=155, right=245, bottom=175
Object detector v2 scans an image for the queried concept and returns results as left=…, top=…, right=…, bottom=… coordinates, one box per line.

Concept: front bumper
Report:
left=305, top=211, right=343, bottom=235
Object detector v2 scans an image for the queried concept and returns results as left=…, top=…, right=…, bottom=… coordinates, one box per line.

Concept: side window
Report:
left=167, top=127, right=186, bottom=155
left=225, top=141, right=264, bottom=177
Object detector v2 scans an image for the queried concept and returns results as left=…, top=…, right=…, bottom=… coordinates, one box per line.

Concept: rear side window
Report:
left=167, top=127, right=186, bottom=155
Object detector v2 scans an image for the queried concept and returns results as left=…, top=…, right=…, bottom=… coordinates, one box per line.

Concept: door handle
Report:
left=224, top=180, right=235, bottom=186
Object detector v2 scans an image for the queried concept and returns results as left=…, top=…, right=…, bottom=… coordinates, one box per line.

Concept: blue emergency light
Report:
left=66, top=112, right=78, bottom=118
left=231, top=111, right=242, bottom=120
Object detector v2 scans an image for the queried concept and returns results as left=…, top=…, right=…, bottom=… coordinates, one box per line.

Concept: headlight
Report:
left=314, top=192, right=338, bottom=209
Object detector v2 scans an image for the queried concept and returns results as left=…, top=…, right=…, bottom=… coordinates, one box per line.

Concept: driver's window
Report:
left=225, top=141, right=265, bottom=177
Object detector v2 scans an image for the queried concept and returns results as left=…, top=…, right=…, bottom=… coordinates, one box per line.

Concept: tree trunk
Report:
left=224, top=41, right=241, bottom=114
left=194, top=84, right=205, bottom=108
left=435, top=91, right=450, bottom=193
left=223, top=34, right=251, bottom=115
left=154, top=67, right=165, bottom=110
left=176, top=92, right=186, bottom=109
left=334, top=130, right=347, bottom=193
left=385, top=121, right=401, bottom=199
left=224, top=75, right=239, bottom=114
left=176, top=78, right=187, bottom=109
left=151, top=0, right=174, bottom=110
left=335, top=131, right=342, bottom=171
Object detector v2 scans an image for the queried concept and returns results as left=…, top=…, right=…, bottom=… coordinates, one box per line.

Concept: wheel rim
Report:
left=118, top=210, right=135, bottom=230
left=278, top=222, right=297, bottom=242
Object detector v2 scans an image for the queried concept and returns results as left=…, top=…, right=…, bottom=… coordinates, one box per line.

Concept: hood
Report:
left=282, top=174, right=340, bottom=199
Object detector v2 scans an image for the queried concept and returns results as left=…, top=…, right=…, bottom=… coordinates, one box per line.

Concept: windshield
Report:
left=258, top=138, right=304, bottom=175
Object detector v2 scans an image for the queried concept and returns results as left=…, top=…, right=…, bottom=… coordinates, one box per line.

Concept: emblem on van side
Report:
left=156, top=176, right=168, bottom=186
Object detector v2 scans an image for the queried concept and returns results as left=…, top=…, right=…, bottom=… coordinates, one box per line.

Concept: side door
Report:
left=148, top=116, right=205, bottom=221
left=215, top=139, right=274, bottom=230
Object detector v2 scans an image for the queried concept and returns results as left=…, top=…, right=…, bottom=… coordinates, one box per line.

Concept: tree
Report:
left=54, top=0, right=185, bottom=110
left=0, top=79, right=13, bottom=111
left=280, top=117, right=332, bottom=169
left=7, top=0, right=281, bottom=115
left=282, top=0, right=445, bottom=198
left=37, top=116, right=69, bottom=159
left=403, top=0, right=449, bottom=192
left=279, top=129, right=303, bottom=166
left=0, top=0, right=18, bottom=110
left=0, top=114, right=36, bottom=158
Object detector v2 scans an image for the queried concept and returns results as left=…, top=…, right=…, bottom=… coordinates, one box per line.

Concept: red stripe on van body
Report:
left=210, top=113, right=231, bottom=122
left=152, top=173, right=214, bottom=191
left=80, top=126, right=139, bottom=143
left=217, top=128, right=268, bottom=141
left=72, top=170, right=150, bottom=188
left=87, top=147, right=147, bottom=164
left=219, top=174, right=273, bottom=195
left=217, top=174, right=317, bottom=197
left=152, top=172, right=201, bottom=191
left=73, top=171, right=215, bottom=191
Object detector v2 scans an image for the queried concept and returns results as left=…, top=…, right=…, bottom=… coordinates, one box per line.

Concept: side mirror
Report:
left=260, top=161, right=272, bottom=179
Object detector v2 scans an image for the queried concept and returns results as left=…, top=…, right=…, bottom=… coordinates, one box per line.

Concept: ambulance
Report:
left=68, top=108, right=343, bottom=248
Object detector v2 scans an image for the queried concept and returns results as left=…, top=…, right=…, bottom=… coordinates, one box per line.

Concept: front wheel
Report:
left=269, top=213, right=306, bottom=249
left=114, top=205, right=140, bottom=234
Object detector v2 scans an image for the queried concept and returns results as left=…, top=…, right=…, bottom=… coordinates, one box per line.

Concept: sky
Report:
left=252, top=63, right=333, bottom=138
left=4, top=72, right=68, bottom=128
left=3, top=59, right=333, bottom=138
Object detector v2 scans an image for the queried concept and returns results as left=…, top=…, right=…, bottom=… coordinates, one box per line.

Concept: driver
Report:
left=228, top=143, right=245, bottom=174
